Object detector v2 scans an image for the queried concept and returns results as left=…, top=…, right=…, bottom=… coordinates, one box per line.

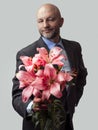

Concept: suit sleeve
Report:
left=75, top=43, right=88, bottom=106
left=12, top=50, right=33, bottom=118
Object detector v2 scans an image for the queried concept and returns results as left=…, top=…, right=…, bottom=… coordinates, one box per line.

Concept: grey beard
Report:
left=40, top=31, right=60, bottom=40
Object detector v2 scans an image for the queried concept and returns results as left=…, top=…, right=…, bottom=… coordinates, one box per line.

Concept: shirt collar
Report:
left=42, top=37, right=63, bottom=50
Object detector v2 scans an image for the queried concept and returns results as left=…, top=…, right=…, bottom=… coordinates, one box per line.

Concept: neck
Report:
left=47, top=36, right=61, bottom=43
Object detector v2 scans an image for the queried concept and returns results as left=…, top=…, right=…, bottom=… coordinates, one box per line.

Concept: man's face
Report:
left=37, top=6, right=63, bottom=40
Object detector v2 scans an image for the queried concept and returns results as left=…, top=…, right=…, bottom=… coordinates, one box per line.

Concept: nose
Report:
left=43, top=20, right=49, bottom=28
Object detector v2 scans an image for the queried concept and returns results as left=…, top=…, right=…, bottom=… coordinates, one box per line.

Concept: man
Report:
left=12, top=3, right=87, bottom=130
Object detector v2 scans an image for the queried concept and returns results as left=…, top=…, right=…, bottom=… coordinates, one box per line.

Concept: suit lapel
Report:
left=38, top=37, right=50, bottom=51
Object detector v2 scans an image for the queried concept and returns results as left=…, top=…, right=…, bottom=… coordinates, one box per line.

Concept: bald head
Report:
left=37, top=3, right=62, bottom=18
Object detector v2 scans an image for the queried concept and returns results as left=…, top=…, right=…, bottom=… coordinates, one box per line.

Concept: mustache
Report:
left=41, top=27, right=53, bottom=30
left=42, top=28, right=54, bottom=32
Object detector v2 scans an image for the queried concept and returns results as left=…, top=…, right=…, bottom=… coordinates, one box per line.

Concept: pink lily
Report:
left=20, top=56, right=33, bottom=66
left=41, top=63, right=73, bottom=101
left=57, top=72, right=73, bottom=91
left=16, top=70, right=43, bottom=102
left=36, top=47, right=65, bottom=67
left=22, top=86, right=41, bottom=102
left=16, top=70, right=35, bottom=88
left=19, top=56, right=35, bottom=73
left=41, top=64, right=63, bottom=100
left=37, top=47, right=49, bottom=62
left=32, top=53, right=47, bottom=68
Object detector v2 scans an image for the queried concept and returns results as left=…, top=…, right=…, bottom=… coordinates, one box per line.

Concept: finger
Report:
left=40, top=104, right=48, bottom=110
left=33, top=97, right=42, bottom=103
left=33, top=103, right=41, bottom=111
left=33, top=107, right=41, bottom=112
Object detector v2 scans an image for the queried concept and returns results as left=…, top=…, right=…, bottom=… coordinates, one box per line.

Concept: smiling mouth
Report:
left=43, top=27, right=53, bottom=31
left=43, top=29, right=53, bottom=33
left=44, top=31, right=50, bottom=33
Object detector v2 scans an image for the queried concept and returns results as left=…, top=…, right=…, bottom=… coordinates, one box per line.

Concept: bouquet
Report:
left=16, top=46, right=73, bottom=130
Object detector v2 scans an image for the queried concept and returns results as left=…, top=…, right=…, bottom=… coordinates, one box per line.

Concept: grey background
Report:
left=0, top=0, right=97, bottom=130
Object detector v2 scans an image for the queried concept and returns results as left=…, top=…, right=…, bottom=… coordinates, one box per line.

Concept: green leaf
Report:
left=44, top=119, right=52, bottom=130
left=32, top=98, right=66, bottom=130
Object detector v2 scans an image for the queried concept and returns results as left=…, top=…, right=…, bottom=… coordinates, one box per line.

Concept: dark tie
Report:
left=55, top=43, right=64, bottom=49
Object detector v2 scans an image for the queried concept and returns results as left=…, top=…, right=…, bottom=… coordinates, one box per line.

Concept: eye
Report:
left=48, top=17, right=55, bottom=21
left=37, top=19, right=43, bottom=23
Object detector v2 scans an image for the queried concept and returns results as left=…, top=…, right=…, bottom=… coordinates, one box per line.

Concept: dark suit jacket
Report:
left=12, top=37, right=87, bottom=130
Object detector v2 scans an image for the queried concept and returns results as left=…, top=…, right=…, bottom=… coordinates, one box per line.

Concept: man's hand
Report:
left=33, top=97, right=48, bottom=112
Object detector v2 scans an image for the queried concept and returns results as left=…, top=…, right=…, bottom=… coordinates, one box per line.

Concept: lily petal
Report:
left=50, top=82, right=62, bottom=98
left=33, top=54, right=46, bottom=67
left=36, top=69, right=44, bottom=77
left=19, top=81, right=25, bottom=88
left=22, top=86, right=33, bottom=102
left=20, top=56, right=32, bottom=66
left=57, top=72, right=67, bottom=83
left=31, top=77, right=45, bottom=90
left=64, top=73, right=73, bottom=81
left=42, top=89, right=50, bottom=100
left=44, top=64, right=57, bottom=79
left=51, top=55, right=65, bottom=65
left=16, top=71, right=33, bottom=83
left=37, top=47, right=48, bottom=61
left=25, top=65, right=35, bottom=74
left=49, top=46, right=62, bottom=61
left=33, top=88, right=42, bottom=98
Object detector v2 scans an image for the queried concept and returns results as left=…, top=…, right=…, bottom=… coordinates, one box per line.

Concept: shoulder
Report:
left=62, top=38, right=81, bottom=47
left=16, top=38, right=43, bottom=57
left=62, top=38, right=82, bottom=51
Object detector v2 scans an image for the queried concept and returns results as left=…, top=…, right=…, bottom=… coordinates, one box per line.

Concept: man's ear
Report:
left=60, top=17, right=64, bottom=27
